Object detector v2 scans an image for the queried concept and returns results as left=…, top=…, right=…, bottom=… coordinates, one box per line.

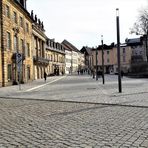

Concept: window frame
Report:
left=7, top=64, right=12, bottom=81
left=26, top=23, right=29, bottom=33
left=6, top=5, right=10, bottom=18
left=13, top=11, right=17, bottom=24
left=20, top=16, right=23, bottom=27
left=27, top=43, right=30, bottom=57
left=6, top=31, right=11, bottom=50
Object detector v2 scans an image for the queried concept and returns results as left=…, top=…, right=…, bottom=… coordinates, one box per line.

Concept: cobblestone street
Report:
left=0, top=75, right=148, bottom=148
left=0, top=98, right=148, bottom=148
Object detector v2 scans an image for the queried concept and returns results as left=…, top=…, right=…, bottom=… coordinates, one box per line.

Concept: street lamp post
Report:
left=96, top=47, right=98, bottom=80
left=116, top=8, right=122, bottom=93
left=101, top=35, right=105, bottom=84
left=146, top=31, right=148, bottom=61
left=13, top=27, right=21, bottom=90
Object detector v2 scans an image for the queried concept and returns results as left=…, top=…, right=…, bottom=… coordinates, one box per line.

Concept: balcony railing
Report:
left=33, top=56, right=49, bottom=64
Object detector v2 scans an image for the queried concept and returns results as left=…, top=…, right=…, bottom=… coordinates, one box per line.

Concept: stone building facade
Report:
left=46, top=39, right=65, bottom=76
left=0, top=0, right=2, bottom=87
left=0, top=0, right=85, bottom=87
left=31, top=11, right=49, bottom=80
left=0, top=0, right=33, bottom=87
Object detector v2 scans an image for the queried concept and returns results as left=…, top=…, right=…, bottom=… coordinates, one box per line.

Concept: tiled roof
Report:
left=80, top=46, right=92, bottom=55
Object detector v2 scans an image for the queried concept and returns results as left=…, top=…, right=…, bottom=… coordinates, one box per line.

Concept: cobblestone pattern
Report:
left=0, top=98, right=148, bottom=148
left=0, top=75, right=148, bottom=108
left=7, top=75, right=147, bottom=107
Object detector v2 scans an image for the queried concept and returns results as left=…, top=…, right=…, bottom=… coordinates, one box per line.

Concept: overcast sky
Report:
left=27, top=0, right=147, bottom=49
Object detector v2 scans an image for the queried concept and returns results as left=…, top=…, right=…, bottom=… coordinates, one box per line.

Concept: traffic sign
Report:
left=16, top=53, right=22, bottom=72
left=16, top=53, right=22, bottom=64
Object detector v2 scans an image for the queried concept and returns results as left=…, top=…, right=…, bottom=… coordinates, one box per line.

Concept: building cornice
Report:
left=46, top=47, right=65, bottom=55
left=32, top=25, right=46, bottom=41
left=8, top=0, right=33, bottom=22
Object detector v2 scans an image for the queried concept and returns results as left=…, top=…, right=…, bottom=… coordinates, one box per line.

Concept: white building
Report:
left=62, top=40, right=84, bottom=74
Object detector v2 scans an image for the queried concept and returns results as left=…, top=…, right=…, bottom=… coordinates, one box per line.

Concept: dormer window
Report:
left=16, top=0, right=27, bottom=9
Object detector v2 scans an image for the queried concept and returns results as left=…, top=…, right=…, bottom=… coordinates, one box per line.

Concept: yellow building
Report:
left=31, top=11, right=48, bottom=80
left=0, top=0, right=33, bottom=87
left=0, top=0, right=2, bottom=86
left=46, top=39, right=65, bottom=75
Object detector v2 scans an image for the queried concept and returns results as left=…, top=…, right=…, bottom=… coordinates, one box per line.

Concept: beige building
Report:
left=78, top=51, right=85, bottom=71
left=46, top=39, right=65, bottom=75
left=0, top=0, right=33, bottom=87
left=0, top=0, right=2, bottom=86
left=31, top=12, right=49, bottom=80
left=113, top=44, right=132, bottom=74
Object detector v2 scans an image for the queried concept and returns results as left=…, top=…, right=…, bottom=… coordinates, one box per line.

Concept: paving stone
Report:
left=0, top=75, right=148, bottom=147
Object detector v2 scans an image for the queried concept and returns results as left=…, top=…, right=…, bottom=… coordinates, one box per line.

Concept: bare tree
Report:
left=130, top=9, right=148, bottom=35
left=130, top=6, right=148, bottom=61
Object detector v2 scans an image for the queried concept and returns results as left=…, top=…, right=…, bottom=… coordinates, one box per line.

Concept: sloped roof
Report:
left=96, top=43, right=115, bottom=50
left=61, top=43, right=70, bottom=51
left=127, top=38, right=140, bottom=44
left=62, top=40, right=80, bottom=52
left=126, top=38, right=142, bottom=46
left=80, top=46, right=92, bottom=55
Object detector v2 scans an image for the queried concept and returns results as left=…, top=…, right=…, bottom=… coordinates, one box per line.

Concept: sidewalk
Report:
left=0, top=76, right=66, bottom=98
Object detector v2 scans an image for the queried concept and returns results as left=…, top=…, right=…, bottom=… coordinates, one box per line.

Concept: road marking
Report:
left=25, top=76, right=66, bottom=92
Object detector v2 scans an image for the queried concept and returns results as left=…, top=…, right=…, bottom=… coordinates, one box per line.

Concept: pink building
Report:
left=91, top=43, right=132, bottom=74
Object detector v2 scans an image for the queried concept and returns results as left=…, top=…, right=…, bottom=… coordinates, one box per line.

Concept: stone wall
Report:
left=1, top=0, right=33, bottom=86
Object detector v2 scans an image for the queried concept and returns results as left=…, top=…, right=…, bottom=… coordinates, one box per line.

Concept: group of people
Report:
left=77, top=69, right=88, bottom=75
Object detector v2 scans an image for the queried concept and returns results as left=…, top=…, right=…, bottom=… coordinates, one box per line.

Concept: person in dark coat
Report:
left=44, top=72, right=47, bottom=82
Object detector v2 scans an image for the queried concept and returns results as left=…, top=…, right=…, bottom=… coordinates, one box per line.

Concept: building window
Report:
left=26, top=23, right=29, bottom=33
left=123, top=56, right=126, bottom=62
left=20, top=16, right=23, bottom=27
left=27, top=66, right=30, bottom=80
left=14, top=35, right=18, bottom=52
left=7, top=64, right=12, bottom=81
left=27, top=43, right=30, bottom=57
left=123, top=48, right=125, bottom=54
left=6, top=5, right=10, bottom=18
left=57, top=54, right=58, bottom=62
left=13, top=11, right=17, bottom=24
left=6, top=32, right=11, bottom=50
left=107, top=59, right=110, bottom=63
left=107, top=51, right=110, bottom=55
left=20, top=39, right=24, bottom=52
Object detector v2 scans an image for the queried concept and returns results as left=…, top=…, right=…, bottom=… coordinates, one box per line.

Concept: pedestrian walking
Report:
left=44, top=72, right=47, bottom=82
left=77, top=70, right=80, bottom=75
